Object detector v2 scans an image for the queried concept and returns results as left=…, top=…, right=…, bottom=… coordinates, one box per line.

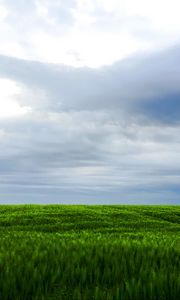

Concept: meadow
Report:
left=0, top=205, right=179, bottom=300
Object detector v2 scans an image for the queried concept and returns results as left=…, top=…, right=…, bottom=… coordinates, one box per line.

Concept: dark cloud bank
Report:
left=0, top=45, right=180, bottom=204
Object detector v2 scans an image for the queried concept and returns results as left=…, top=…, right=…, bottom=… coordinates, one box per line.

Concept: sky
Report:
left=0, top=0, right=180, bottom=204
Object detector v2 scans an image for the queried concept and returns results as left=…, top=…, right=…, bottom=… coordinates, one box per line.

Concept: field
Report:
left=0, top=205, right=179, bottom=300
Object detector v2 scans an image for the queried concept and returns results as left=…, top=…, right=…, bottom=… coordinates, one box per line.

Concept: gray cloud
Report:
left=0, top=44, right=180, bottom=116
left=0, top=45, right=180, bottom=203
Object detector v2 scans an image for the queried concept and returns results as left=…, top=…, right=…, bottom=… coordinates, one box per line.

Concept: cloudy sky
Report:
left=0, top=0, right=180, bottom=204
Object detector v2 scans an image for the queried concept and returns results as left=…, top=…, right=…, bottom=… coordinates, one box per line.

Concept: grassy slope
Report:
left=0, top=205, right=179, bottom=300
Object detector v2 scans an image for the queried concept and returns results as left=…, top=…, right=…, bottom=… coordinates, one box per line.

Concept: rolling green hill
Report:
left=0, top=205, right=179, bottom=300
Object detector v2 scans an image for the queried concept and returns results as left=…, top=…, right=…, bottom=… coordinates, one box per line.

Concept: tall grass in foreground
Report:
left=0, top=205, right=179, bottom=299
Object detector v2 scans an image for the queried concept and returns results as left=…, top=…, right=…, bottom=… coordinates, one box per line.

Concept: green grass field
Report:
left=0, top=205, right=179, bottom=300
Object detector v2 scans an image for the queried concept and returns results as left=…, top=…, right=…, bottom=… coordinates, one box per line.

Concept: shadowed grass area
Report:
left=0, top=205, right=179, bottom=299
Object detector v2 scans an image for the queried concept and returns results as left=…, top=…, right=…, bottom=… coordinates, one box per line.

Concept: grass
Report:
left=0, top=205, right=179, bottom=299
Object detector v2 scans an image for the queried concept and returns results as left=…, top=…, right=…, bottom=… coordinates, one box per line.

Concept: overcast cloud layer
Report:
left=0, top=0, right=180, bottom=204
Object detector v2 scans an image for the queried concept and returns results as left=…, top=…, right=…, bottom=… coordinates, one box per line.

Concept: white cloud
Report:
left=0, top=3, right=8, bottom=19
left=0, top=79, right=31, bottom=118
left=0, top=0, right=180, bottom=67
